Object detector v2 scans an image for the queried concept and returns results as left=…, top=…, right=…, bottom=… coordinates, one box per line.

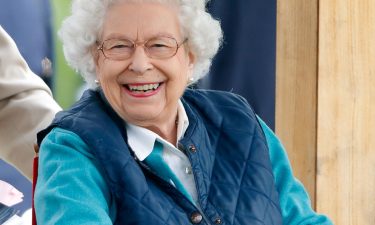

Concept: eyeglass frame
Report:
left=96, top=36, right=188, bottom=60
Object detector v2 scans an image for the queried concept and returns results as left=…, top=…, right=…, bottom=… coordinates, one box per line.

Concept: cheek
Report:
left=96, top=62, right=124, bottom=100
left=97, top=60, right=125, bottom=81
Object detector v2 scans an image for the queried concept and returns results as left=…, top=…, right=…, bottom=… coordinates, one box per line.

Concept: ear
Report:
left=188, top=51, right=195, bottom=67
left=91, top=45, right=100, bottom=66
left=91, top=45, right=101, bottom=80
left=186, top=51, right=196, bottom=83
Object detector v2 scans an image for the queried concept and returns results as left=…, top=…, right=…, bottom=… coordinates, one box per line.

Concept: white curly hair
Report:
left=59, top=0, right=223, bottom=88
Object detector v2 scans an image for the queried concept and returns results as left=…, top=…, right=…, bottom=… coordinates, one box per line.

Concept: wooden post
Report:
left=316, top=0, right=375, bottom=224
left=276, top=0, right=319, bottom=204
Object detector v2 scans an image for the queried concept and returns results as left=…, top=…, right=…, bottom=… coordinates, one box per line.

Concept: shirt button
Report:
left=214, top=217, right=222, bottom=224
left=185, top=167, right=192, bottom=174
left=189, top=144, right=197, bottom=153
left=190, top=211, right=203, bottom=224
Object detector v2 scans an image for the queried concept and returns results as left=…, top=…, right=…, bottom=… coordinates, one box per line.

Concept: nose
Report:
left=128, top=46, right=153, bottom=74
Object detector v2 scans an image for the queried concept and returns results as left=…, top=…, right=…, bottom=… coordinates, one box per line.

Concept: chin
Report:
left=122, top=111, right=159, bottom=124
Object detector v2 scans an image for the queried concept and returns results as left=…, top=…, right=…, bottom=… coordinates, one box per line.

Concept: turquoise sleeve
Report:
left=35, top=121, right=333, bottom=225
left=257, top=116, right=333, bottom=225
left=34, top=128, right=116, bottom=225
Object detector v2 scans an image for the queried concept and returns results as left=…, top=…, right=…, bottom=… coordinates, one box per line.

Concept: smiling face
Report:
left=94, top=2, right=194, bottom=134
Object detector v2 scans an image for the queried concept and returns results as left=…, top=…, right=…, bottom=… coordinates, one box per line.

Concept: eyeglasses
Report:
left=97, top=36, right=187, bottom=60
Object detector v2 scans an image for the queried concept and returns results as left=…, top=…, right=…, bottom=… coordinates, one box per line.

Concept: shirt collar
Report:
left=126, top=100, right=189, bottom=161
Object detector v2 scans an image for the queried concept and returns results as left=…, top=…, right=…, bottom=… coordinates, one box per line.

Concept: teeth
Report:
left=128, top=83, right=160, bottom=92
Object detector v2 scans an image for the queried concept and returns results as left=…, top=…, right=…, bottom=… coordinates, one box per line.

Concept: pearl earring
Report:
left=95, top=79, right=100, bottom=85
left=188, top=77, right=195, bottom=83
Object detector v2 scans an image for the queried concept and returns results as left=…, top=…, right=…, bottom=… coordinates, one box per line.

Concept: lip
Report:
left=122, top=82, right=163, bottom=98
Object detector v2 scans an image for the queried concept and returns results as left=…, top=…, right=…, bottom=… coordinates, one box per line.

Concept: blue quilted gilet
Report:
left=38, top=89, right=282, bottom=225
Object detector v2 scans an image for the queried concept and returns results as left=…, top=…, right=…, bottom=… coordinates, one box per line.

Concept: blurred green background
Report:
left=51, top=0, right=84, bottom=109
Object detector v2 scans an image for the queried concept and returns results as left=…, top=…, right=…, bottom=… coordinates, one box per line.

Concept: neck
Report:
left=145, top=114, right=178, bottom=145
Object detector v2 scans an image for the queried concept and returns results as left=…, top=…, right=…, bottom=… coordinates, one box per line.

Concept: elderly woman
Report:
left=35, top=0, right=332, bottom=224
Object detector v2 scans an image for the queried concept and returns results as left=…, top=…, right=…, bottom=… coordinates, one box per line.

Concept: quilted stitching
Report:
left=39, top=89, right=282, bottom=225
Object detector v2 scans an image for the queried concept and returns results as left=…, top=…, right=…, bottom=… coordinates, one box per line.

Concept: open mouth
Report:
left=123, top=82, right=162, bottom=96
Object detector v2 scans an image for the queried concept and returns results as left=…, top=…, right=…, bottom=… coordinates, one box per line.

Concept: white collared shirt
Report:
left=126, top=100, right=198, bottom=203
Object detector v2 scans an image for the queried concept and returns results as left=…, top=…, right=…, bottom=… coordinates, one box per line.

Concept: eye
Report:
left=152, top=43, right=169, bottom=48
left=112, top=44, right=130, bottom=49
left=105, top=39, right=133, bottom=51
left=146, top=38, right=175, bottom=50
left=147, top=43, right=171, bottom=50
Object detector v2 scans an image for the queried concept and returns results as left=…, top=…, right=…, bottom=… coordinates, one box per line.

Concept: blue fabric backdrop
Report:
left=201, top=0, right=276, bottom=130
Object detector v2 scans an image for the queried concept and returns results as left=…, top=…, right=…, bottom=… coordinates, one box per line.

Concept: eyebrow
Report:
left=102, top=33, right=134, bottom=41
left=148, top=32, right=176, bottom=39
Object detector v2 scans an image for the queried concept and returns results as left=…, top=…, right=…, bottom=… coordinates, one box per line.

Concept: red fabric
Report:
left=32, top=155, right=38, bottom=225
